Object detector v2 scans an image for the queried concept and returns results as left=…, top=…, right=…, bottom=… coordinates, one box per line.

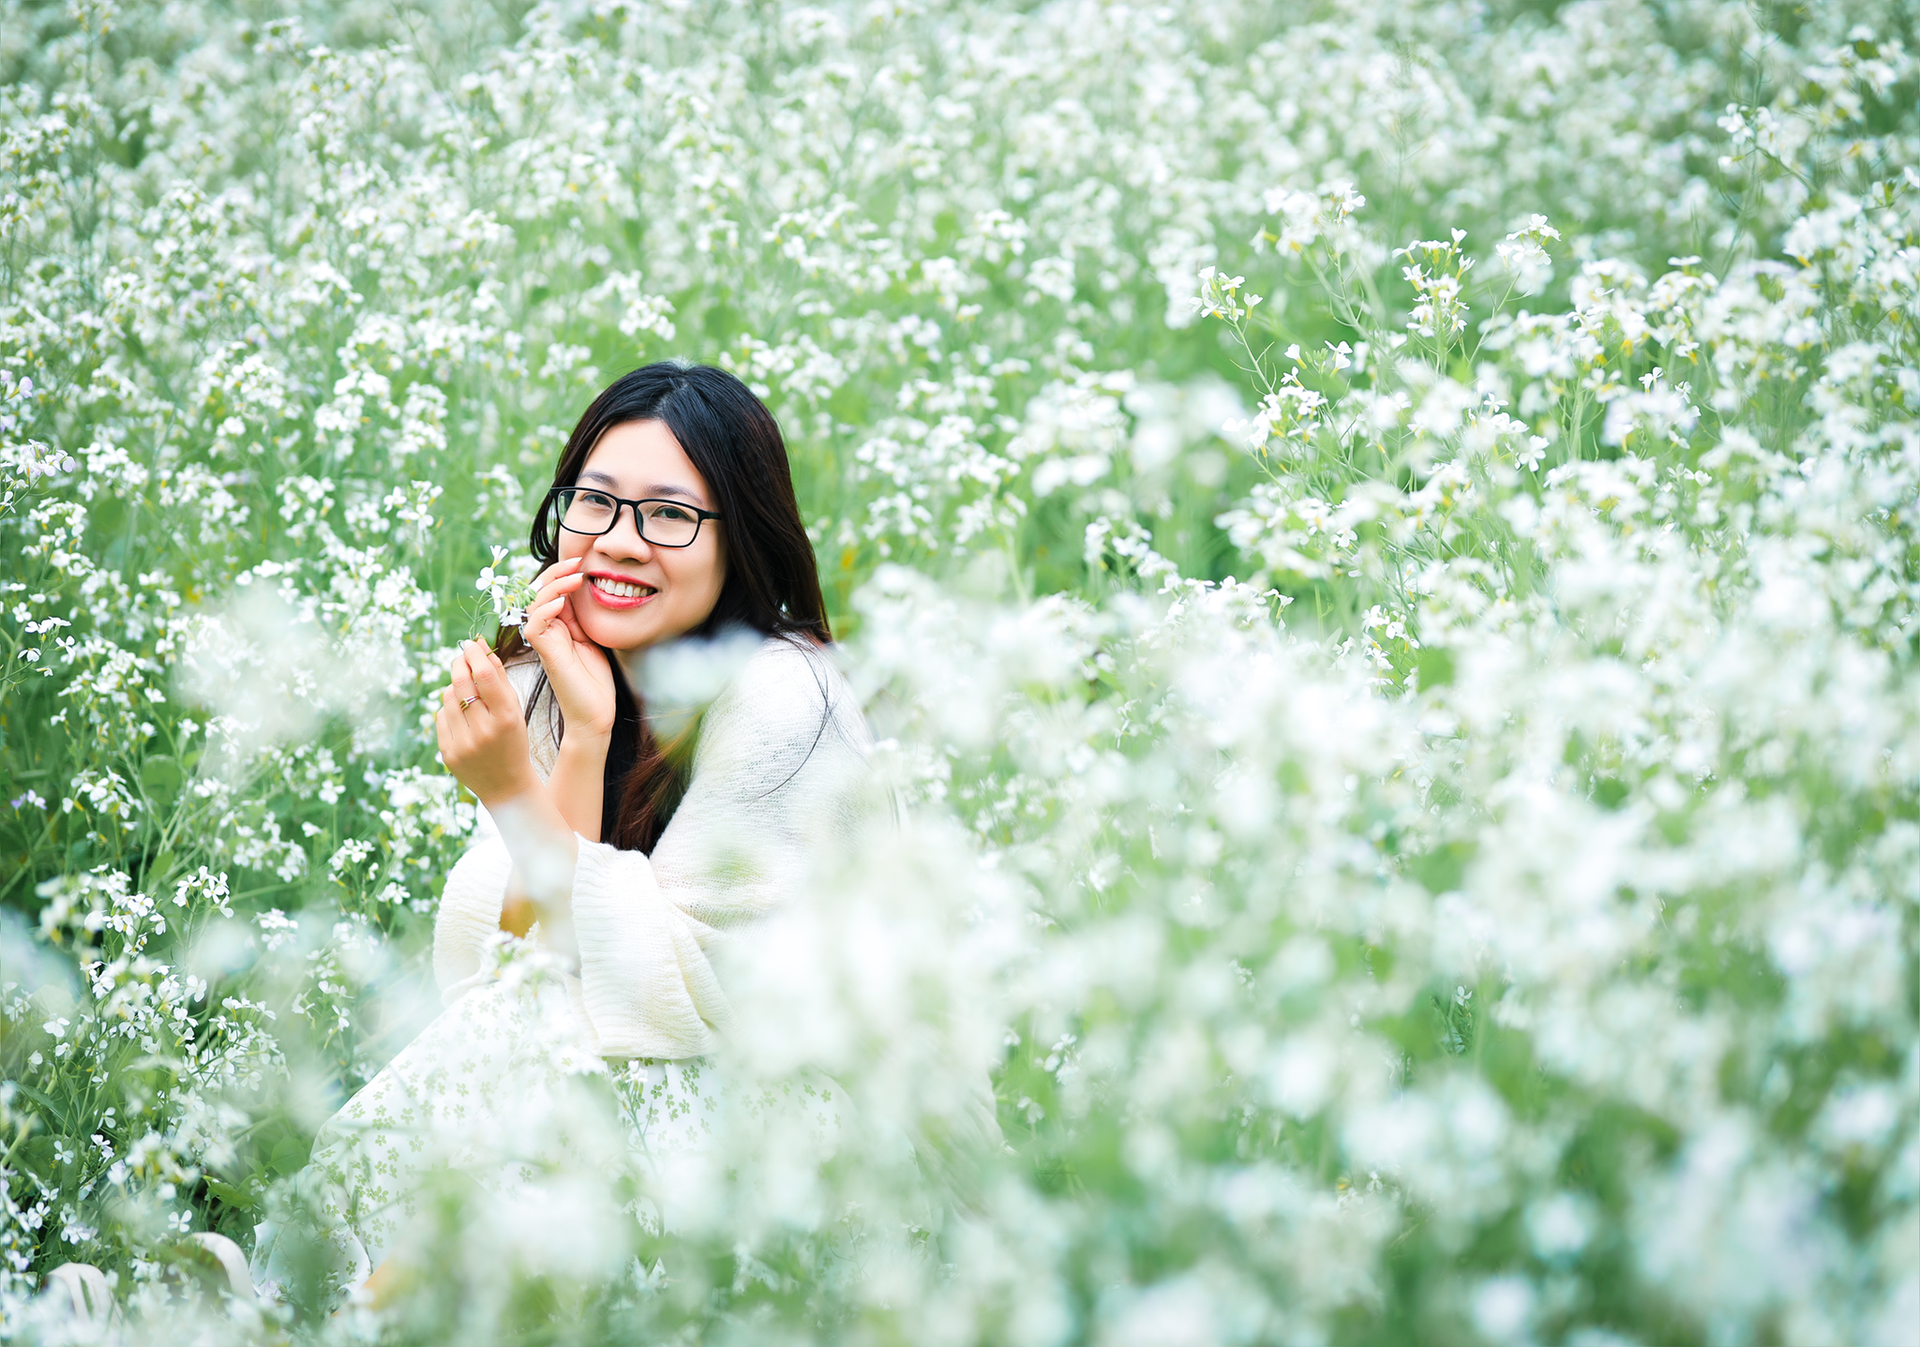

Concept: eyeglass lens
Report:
left=558, top=489, right=703, bottom=546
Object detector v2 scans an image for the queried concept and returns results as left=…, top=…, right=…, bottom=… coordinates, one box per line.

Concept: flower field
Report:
left=2, top=1, right=1916, bottom=1342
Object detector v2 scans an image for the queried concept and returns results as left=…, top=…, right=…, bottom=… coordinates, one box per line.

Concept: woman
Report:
left=261, top=362, right=874, bottom=1303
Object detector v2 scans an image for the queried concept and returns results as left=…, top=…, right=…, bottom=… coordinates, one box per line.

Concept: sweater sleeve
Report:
left=431, top=657, right=558, bottom=1002
left=566, top=637, right=874, bottom=1059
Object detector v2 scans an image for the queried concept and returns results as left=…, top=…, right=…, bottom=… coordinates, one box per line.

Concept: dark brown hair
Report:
left=495, top=362, right=830, bottom=851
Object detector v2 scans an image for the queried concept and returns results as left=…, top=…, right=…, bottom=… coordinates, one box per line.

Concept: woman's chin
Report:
left=580, top=615, right=654, bottom=653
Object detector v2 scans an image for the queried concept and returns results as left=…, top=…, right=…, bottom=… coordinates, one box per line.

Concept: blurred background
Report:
left=1, top=1, right=1916, bottom=1343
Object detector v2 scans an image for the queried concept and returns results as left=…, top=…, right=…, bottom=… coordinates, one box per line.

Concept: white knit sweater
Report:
left=431, top=633, right=874, bottom=1060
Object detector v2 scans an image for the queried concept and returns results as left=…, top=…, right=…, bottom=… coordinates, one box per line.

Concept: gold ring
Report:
left=458, top=695, right=479, bottom=710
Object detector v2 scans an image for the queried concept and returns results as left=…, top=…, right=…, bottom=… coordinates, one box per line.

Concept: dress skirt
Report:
left=249, top=953, right=776, bottom=1299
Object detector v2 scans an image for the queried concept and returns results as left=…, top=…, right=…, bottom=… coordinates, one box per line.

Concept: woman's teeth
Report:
left=593, top=577, right=655, bottom=599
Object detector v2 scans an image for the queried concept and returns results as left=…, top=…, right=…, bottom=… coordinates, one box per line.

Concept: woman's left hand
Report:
left=521, top=556, right=618, bottom=744
left=436, top=640, right=538, bottom=809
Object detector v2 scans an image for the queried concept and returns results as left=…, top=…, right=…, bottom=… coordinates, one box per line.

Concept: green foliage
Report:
left=2, top=0, right=1918, bottom=1344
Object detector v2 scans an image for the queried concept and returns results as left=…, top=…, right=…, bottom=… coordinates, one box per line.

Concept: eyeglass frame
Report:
left=545, top=486, right=723, bottom=548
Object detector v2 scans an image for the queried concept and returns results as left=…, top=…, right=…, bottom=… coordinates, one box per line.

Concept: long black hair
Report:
left=496, top=361, right=830, bottom=851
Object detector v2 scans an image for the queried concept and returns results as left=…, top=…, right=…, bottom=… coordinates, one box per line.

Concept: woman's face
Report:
left=557, top=419, right=727, bottom=652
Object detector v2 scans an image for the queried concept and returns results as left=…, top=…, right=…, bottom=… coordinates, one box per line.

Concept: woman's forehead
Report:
left=581, top=420, right=710, bottom=502
left=575, top=467, right=701, bottom=503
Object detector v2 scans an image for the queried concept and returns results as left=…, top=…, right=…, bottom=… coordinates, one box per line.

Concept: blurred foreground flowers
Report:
left=2, top=2, right=1916, bottom=1344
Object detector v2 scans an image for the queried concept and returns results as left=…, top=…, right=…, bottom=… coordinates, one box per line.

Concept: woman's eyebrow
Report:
left=577, top=470, right=705, bottom=503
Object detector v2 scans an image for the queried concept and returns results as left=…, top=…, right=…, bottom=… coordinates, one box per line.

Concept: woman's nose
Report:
left=601, top=504, right=655, bottom=558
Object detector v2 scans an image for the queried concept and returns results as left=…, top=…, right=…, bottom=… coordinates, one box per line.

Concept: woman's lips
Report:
left=586, top=575, right=656, bottom=610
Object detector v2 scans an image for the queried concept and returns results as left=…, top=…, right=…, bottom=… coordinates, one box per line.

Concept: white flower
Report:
left=476, top=545, right=540, bottom=627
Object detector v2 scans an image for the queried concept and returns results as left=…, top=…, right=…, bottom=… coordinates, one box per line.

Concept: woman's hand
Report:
left=436, top=640, right=539, bottom=810
left=439, top=641, right=580, bottom=956
left=521, top=556, right=618, bottom=743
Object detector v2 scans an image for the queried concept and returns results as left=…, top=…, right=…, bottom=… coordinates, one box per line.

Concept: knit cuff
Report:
left=571, top=838, right=726, bottom=1060
left=432, top=835, right=510, bottom=1002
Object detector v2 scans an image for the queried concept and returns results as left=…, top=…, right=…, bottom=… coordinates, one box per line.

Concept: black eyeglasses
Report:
left=547, top=487, right=722, bottom=548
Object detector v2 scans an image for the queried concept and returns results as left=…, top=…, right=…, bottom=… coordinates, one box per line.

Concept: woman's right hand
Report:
left=521, top=556, right=618, bottom=742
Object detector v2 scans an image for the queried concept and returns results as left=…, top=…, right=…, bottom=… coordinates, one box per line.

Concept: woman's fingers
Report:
left=434, top=702, right=467, bottom=766
left=465, top=639, right=509, bottom=709
left=434, top=640, right=541, bottom=808
left=526, top=592, right=569, bottom=626
left=449, top=648, right=479, bottom=709
left=524, top=594, right=571, bottom=646
left=557, top=589, right=591, bottom=642
left=464, top=640, right=526, bottom=721
left=534, top=569, right=586, bottom=604
left=531, top=555, right=583, bottom=590
left=448, top=646, right=510, bottom=732
left=440, top=682, right=473, bottom=731
left=528, top=593, right=591, bottom=654
left=529, top=557, right=585, bottom=614
left=528, top=570, right=585, bottom=641
left=532, top=582, right=585, bottom=620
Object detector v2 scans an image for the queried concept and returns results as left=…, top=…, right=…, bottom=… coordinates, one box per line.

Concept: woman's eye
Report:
left=578, top=492, right=615, bottom=509
left=652, top=504, right=692, bottom=521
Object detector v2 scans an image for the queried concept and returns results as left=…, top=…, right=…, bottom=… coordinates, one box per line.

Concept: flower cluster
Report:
left=475, top=547, right=540, bottom=629
left=1, top=2, right=1915, bottom=1344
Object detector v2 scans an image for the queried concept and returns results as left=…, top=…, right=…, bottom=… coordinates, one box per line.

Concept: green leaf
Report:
left=269, top=1134, right=312, bottom=1176
left=1415, top=647, right=1455, bottom=688
left=141, top=754, right=184, bottom=795
left=16, top=1135, right=57, bottom=1179
left=205, top=1178, right=258, bottom=1212
left=1407, top=840, right=1476, bottom=895
left=9, top=1079, right=68, bottom=1128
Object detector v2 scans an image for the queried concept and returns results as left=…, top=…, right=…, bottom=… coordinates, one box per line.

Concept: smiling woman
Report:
left=508, top=365, right=835, bottom=854
left=247, top=365, right=879, bottom=1308
left=545, top=426, right=729, bottom=651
